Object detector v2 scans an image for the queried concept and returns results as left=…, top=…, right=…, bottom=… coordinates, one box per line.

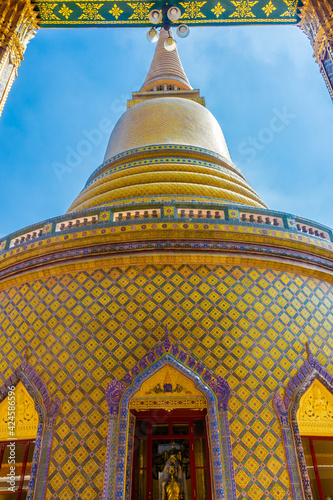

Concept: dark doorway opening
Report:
left=0, top=440, right=36, bottom=500
left=131, top=409, right=212, bottom=500
left=301, top=435, right=333, bottom=500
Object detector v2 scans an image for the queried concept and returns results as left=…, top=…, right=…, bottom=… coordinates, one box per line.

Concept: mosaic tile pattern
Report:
left=0, top=263, right=333, bottom=499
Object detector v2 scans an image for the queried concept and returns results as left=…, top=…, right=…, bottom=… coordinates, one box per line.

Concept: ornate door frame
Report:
left=103, top=336, right=237, bottom=500
left=0, top=360, right=61, bottom=500
left=274, top=349, right=333, bottom=500
left=131, top=408, right=213, bottom=500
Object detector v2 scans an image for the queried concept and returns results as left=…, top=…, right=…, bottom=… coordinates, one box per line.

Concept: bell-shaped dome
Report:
left=68, top=96, right=265, bottom=211
left=103, top=97, right=232, bottom=164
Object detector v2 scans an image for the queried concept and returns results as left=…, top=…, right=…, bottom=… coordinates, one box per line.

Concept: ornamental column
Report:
left=299, top=0, right=333, bottom=101
left=0, top=0, right=38, bottom=117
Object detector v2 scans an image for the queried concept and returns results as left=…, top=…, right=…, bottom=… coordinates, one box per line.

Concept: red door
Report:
left=0, top=440, right=36, bottom=500
left=132, top=409, right=212, bottom=500
left=301, top=435, right=333, bottom=500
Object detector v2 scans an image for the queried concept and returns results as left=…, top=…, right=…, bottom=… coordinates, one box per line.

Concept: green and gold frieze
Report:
left=34, top=0, right=302, bottom=27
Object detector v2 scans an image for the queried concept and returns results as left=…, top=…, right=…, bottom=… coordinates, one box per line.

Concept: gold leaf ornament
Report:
left=127, top=2, right=155, bottom=20
left=76, top=2, right=105, bottom=20
left=59, top=3, right=73, bottom=19
left=39, top=3, right=60, bottom=20
left=262, top=0, right=276, bottom=17
left=211, top=2, right=226, bottom=18
left=109, top=3, right=123, bottom=18
left=298, top=379, right=333, bottom=436
left=281, top=0, right=298, bottom=17
left=179, top=1, right=207, bottom=19
left=230, top=0, right=259, bottom=18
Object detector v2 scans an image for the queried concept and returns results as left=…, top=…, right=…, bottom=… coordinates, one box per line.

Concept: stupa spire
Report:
left=140, top=27, right=192, bottom=91
left=67, top=25, right=267, bottom=213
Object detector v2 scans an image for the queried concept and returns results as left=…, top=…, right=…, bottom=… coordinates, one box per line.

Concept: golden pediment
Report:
left=130, top=365, right=206, bottom=411
left=297, top=379, right=333, bottom=436
left=0, top=382, right=38, bottom=440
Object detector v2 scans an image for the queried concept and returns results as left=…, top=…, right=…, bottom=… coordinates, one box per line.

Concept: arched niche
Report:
left=103, top=342, right=236, bottom=500
left=129, top=364, right=210, bottom=500
left=274, top=352, right=333, bottom=500
left=297, top=379, right=333, bottom=500
left=0, top=382, right=39, bottom=499
left=0, top=361, right=61, bottom=500
left=298, top=378, right=333, bottom=437
left=0, top=381, right=39, bottom=441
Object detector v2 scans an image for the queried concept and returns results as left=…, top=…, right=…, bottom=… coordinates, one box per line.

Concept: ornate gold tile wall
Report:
left=0, top=263, right=333, bottom=499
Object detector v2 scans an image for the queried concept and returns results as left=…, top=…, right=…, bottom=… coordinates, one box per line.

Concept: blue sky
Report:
left=0, top=24, right=332, bottom=238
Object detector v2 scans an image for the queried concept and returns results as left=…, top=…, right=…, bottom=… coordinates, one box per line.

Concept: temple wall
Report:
left=0, top=259, right=333, bottom=499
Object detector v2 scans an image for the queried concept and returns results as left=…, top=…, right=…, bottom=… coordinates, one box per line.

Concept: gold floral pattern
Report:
left=211, top=1, right=225, bottom=18
left=180, top=1, right=206, bottom=19
left=38, top=3, right=60, bottom=20
left=59, top=3, right=73, bottom=18
left=127, top=2, right=155, bottom=19
left=76, top=2, right=105, bottom=20
left=109, top=3, right=123, bottom=18
left=230, top=0, right=259, bottom=18
left=281, top=0, right=298, bottom=17
left=34, top=0, right=302, bottom=26
left=262, top=0, right=276, bottom=16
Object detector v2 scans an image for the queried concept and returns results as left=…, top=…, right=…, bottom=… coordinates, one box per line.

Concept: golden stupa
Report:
left=69, top=28, right=265, bottom=213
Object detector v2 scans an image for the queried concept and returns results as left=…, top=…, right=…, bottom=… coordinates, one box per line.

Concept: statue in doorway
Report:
left=162, top=459, right=184, bottom=500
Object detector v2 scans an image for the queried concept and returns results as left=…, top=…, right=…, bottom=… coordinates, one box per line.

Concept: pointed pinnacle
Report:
left=141, top=27, right=192, bottom=91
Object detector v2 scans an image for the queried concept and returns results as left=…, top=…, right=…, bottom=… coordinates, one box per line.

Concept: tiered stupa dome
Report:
left=103, top=97, right=232, bottom=162
left=68, top=28, right=266, bottom=213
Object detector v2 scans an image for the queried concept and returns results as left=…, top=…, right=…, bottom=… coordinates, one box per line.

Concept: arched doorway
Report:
left=0, top=361, right=60, bottom=500
left=129, top=365, right=212, bottom=500
left=0, top=381, right=38, bottom=499
left=103, top=349, right=235, bottom=500
left=274, top=352, right=333, bottom=500
left=297, top=378, right=333, bottom=500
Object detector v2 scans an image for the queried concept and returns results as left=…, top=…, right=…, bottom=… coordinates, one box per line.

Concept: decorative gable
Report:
left=0, top=381, right=38, bottom=440
left=298, top=379, right=333, bottom=436
left=130, top=364, right=207, bottom=411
